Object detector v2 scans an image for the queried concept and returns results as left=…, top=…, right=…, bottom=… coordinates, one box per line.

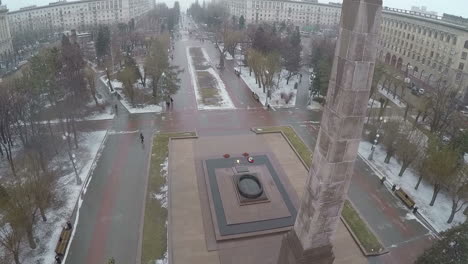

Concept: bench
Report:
left=252, top=92, right=260, bottom=102
left=395, top=188, right=415, bottom=209
left=55, top=224, right=73, bottom=260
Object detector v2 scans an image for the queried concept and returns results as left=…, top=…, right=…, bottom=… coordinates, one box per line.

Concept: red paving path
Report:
left=65, top=24, right=435, bottom=264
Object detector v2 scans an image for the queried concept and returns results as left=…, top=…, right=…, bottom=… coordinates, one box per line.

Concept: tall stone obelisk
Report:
left=278, top=0, right=383, bottom=263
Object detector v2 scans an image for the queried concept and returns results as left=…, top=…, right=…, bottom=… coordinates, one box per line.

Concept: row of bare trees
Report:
left=0, top=33, right=98, bottom=263
left=367, top=113, right=468, bottom=224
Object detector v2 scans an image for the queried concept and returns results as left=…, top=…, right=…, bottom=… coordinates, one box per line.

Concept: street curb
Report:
left=341, top=200, right=389, bottom=257
left=251, top=126, right=311, bottom=172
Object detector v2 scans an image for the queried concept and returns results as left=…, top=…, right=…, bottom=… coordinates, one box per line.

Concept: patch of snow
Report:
left=378, top=85, right=406, bottom=108
left=368, top=98, right=382, bottom=109
left=119, top=98, right=164, bottom=114
left=239, top=67, right=299, bottom=108
left=308, top=101, right=323, bottom=110
left=186, top=46, right=235, bottom=110
left=99, top=76, right=164, bottom=114
left=84, top=110, right=115, bottom=121
left=155, top=246, right=168, bottom=264
left=27, top=130, right=107, bottom=264
left=358, top=140, right=466, bottom=232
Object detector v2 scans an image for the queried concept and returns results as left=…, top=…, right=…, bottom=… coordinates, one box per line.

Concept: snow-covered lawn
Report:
left=378, top=86, right=406, bottom=108
left=239, top=67, right=299, bottom=108
left=186, top=46, right=234, bottom=110
left=368, top=98, right=383, bottom=109
left=84, top=110, right=115, bottom=121
left=99, top=76, right=164, bottom=114
left=358, top=140, right=467, bottom=233
left=308, top=101, right=323, bottom=110
left=25, top=130, right=108, bottom=264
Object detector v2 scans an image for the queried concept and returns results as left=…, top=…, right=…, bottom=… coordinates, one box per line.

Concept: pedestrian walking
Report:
left=140, top=133, right=144, bottom=144
left=170, top=97, right=174, bottom=103
left=166, top=100, right=171, bottom=109
left=114, top=104, right=118, bottom=114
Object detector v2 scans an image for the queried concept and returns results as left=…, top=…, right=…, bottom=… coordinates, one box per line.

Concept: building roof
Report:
left=382, top=7, right=468, bottom=33
left=8, top=0, right=100, bottom=15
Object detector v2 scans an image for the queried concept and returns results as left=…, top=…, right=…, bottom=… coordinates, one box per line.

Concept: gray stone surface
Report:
left=204, top=155, right=297, bottom=237
left=278, top=0, right=383, bottom=263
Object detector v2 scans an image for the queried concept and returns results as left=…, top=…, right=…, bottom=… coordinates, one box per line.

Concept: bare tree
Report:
left=382, top=120, right=401, bottom=163
left=84, top=66, right=100, bottom=107
left=395, top=123, right=426, bottom=176
left=118, top=66, right=138, bottom=107
left=427, top=79, right=460, bottom=134
left=0, top=224, right=23, bottom=264
left=422, top=137, right=459, bottom=206
left=23, top=151, right=57, bottom=222
left=446, top=165, right=468, bottom=223
left=0, top=183, right=36, bottom=249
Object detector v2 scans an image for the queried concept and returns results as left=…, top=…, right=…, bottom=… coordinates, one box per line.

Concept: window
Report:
left=462, top=52, right=468, bottom=60
left=460, top=63, right=465, bottom=71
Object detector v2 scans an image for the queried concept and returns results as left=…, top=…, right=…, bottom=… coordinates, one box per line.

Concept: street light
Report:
left=308, top=72, right=317, bottom=105
left=368, top=117, right=387, bottom=161
left=63, top=133, right=82, bottom=185
left=264, top=70, right=270, bottom=107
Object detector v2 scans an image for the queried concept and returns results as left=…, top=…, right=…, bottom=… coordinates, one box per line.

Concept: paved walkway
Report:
left=64, top=18, right=434, bottom=264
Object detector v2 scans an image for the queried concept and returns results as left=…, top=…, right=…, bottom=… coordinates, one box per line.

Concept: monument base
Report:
left=277, top=231, right=335, bottom=264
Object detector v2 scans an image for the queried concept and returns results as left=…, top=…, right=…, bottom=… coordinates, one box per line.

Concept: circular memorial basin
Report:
left=237, top=174, right=263, bottom=199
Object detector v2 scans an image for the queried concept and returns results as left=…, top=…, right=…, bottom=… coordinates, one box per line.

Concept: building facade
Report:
left=7, top=0, right=152, bottom=35
left=223, top=0, right=341, bottom=28
left=222, top=0, right=468, bottom=103
left=0, top=4, right=13, bottom=55
left=378, top=7, right=468, bottom=102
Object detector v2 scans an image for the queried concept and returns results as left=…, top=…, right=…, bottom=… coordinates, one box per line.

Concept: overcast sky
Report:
left=3, top=0, right=468, bottom=18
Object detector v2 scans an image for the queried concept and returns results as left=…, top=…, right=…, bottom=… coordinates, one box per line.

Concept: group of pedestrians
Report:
left=166, top=97, right=174, bottom=110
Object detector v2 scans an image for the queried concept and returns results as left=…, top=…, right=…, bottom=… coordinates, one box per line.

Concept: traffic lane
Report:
left=349, top=158, right=430, bottom=247
left=66, top=134, right=130, bottom=264
left=105, top=129, right=152, bottom=263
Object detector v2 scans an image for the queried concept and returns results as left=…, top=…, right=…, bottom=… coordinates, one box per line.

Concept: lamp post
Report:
left=368, top=117, right=387, bottom=161
left=264, top=70, right=270, bottom=107
left=63, top=133, right=82, bottom=185
left=308, top=71, right=316, bottom=105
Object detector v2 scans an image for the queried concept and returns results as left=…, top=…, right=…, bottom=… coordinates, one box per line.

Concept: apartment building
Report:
left=378, top=7, right=468, bottom=102
left=223, top=0, right=341, bottom=28
left=222, top=0, right=468, bottom=103
left=7, top=0, right=151, bottom=34
left=0, top=4, right=12, bottom=55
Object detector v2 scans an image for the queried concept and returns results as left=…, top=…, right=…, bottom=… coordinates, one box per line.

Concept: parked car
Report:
left=411, top=87, right=425, bottom=96
left=461, top=106, right=468, bottom=116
